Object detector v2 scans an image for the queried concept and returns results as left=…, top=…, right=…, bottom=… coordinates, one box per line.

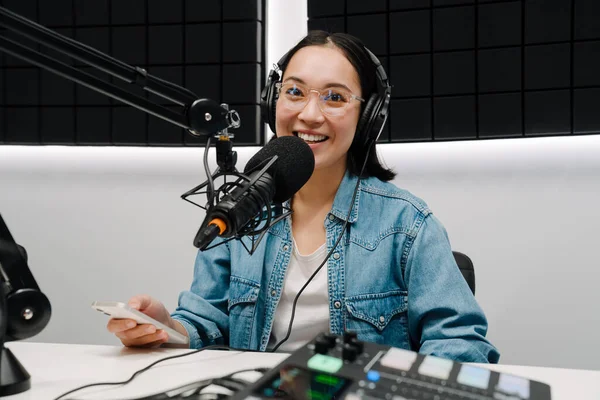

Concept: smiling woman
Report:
left=107, top=31, right=500, bottom=365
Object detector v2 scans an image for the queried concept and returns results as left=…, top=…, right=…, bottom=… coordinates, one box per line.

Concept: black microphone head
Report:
left=244, top=136, right=315, bottom=203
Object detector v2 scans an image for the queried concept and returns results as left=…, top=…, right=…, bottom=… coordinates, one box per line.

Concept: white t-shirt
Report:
left=268, top=240, right=330, bottom=352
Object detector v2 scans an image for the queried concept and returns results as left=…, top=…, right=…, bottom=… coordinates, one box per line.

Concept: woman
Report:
left=107, top=31, right=500, bottom=363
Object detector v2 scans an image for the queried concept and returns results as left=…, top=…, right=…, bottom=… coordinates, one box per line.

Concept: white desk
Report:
left=4, top=342, right=599, bottom=400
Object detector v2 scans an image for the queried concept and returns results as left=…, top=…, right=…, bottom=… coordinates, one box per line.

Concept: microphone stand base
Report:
left=0, top=344, right=31, bottom=397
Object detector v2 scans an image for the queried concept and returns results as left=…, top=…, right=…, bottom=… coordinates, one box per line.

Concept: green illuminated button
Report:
left=307, top=354, right=343, bottom=373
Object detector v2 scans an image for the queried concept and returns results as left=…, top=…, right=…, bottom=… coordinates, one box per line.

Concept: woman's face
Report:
left=275, top=45, right=363, bottom=172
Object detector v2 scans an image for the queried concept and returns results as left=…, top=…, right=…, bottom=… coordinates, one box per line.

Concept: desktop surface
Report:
left=4, top=341, right=599, bottom=400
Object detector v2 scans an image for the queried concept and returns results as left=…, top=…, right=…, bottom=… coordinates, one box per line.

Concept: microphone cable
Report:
left=269, top=140, right=376, bottom=352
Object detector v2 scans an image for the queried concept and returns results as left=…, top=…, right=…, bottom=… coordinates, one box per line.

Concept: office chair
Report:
left=453, top=251, right=475, bottom=295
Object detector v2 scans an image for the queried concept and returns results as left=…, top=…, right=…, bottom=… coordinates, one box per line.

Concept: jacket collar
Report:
left=329, top=170, right=361, bottom=224
left=269, top=170, right=362, bottom=238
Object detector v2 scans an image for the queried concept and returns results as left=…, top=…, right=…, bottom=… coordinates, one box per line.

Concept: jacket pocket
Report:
left=228, top=276, right=260, bottom=317
left=345, top=290, right=410, bottom=349
left=227, top=276, right=259, bottom=349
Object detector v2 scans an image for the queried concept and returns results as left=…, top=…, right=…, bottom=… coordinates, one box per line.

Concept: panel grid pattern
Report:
left=0, top=0, right=266, bottom=146
left=308, top=0, right=600, bottom=142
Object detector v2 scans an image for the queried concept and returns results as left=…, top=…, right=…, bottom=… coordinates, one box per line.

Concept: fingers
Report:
left=128, top=294, right=152, bottom=311
left=118, top=328, right=169, bottom=348
left=107, top=318, right=136, bottom=333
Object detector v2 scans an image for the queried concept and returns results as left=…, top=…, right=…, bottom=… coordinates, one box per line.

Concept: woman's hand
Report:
left=106, top=295, right=183, bottom=348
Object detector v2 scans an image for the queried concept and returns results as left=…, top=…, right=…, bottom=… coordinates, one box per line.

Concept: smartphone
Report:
left=92, top=301, right=189, bottom=346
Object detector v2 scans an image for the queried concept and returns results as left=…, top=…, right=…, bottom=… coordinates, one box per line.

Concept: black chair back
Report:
left=453, top=251, right=475, bottom=295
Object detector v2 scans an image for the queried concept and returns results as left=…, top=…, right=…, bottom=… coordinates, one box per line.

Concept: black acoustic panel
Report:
left=40, top=70, right=75, bottom=105
left=41, top=108, right=75, bottom=144
left=390, top=0, right=431, bottom=10
left=148, top=106, right=185, bottom=145
left=149, top=25, right=183, bottom=65
left=75, top=27, right=110, bottom=67
left=433, top=6, right=475, bottom=51
left=525, top=0, right=571, bottom=44
left=478, top=1, right=521, bottom=47
left=39, top=0, right=73, bottom=26
left=433, top=96, right=476, bottom=139
left=223, top=21, right=261, bottom=63
left=524, top=90, right=570, bottom=136
left=112, top=26, right=147, bottom=66
left=390, top=54, right=431, bottom=98
left=0, top=108, right=3, bottom=143
left=433, top=51, right=475, bottom=95
left=307, top=17, right=345, bottom=33
left=574, top=88, right=600, bottom=134
left=185, top=0, right=221, bottom=22
left=5, top=68, right=38, bottom=105
left=226, top=104, right=261, bottom=145
left=478, top=47, right=521, bottom=92
left=223, top=0, right=263, bottom=21
left=574, top=41, right=600, bottom=87
left=148, top=0, right=183, bottom=24
left=478, top=93, right=522, bottom=138
left=2, top=0, right=37, bottom=21
left=147, top=66, right=183, bottom=105
left=574, top=0, right=600, bottom=40
left=76, top=67, right=111, bottom=106
left=5, top=108, right=38, bottom=143
left=111, top=1, right=146, bottom=25
left=308, top=0, right=345, bottom=17
left=223, top=63, right=260, bottom=104
left=186, top=24, right=221, bottom=64
left=347, top=0, right=387, bottom=14
left=74, top=0, right=109, bottom=26
left=186, top=65, right=221, bottom=103
left=390, top=99, right=432, bottom=141
left=390, top=10, right=430, bottom=54
left=112, top=107, right=148, bottom=145
left=3, top=30, right=39, bottom=67
left=76, top=107, right=111, bottom=144
left=347, top=14, right=387, bottom=56
left=524, top=44, right=570, bottom=90
left=41, top=28, right=74, bottom=66
left=434, top=0, right=474, bottom=4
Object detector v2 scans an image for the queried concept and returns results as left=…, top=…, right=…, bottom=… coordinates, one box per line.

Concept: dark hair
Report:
left=277, top=30, right=395, bottom=182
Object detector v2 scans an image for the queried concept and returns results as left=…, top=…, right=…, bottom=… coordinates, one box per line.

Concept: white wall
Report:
left=0, top=0, right=599, bottom=371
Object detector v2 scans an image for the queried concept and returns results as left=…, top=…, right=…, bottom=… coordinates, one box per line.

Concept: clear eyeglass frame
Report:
left=275, top=81, right=365, bottom=116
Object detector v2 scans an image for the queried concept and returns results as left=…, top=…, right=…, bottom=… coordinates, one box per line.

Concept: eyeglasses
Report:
left=275, top=81, right=365, bottom=116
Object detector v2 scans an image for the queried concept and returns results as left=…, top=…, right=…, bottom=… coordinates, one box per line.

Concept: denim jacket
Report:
left=171, top=171, right=500, bottom=363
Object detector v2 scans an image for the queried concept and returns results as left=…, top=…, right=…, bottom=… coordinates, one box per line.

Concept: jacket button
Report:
left=271, top=290, right=277, bottom=296
left=379, top=316, right=385, bottom=323
left=328, top=214, right=335, bottom=221
left=283, top=245, right=289, bottom=252
left=333, top=252, right=340, bottom=260
left=334, top=301, right=342, bottom=309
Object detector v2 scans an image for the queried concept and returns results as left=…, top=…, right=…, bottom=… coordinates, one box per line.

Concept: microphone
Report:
left=194, top=136, right=315, bottom=250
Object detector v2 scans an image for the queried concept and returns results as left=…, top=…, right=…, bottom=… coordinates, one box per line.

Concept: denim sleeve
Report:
left=404, top=214, right=500, bottom=363
left=170, top=240, right=231, bottom=349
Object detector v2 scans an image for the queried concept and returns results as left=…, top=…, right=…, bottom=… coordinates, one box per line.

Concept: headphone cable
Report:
left=270, top=140, right=375, bottom=352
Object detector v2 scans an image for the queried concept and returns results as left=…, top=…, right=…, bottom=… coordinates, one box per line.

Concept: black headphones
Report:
left=260, top=46, right=391, bottom=148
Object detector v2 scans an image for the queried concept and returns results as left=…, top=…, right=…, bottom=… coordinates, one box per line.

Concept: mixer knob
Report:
left=314, top=335, right=331, bottom=354
left=342, top=343, right=359, bottom=362
left=343, top=331, right=358, bottom=344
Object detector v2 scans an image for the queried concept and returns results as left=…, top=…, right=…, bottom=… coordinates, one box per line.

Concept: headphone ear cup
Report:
left=260, top=70, right=280, bottom=134
left=269, top=89, right=278, bottom=134
left=354, top=94, right=378, bottom=147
